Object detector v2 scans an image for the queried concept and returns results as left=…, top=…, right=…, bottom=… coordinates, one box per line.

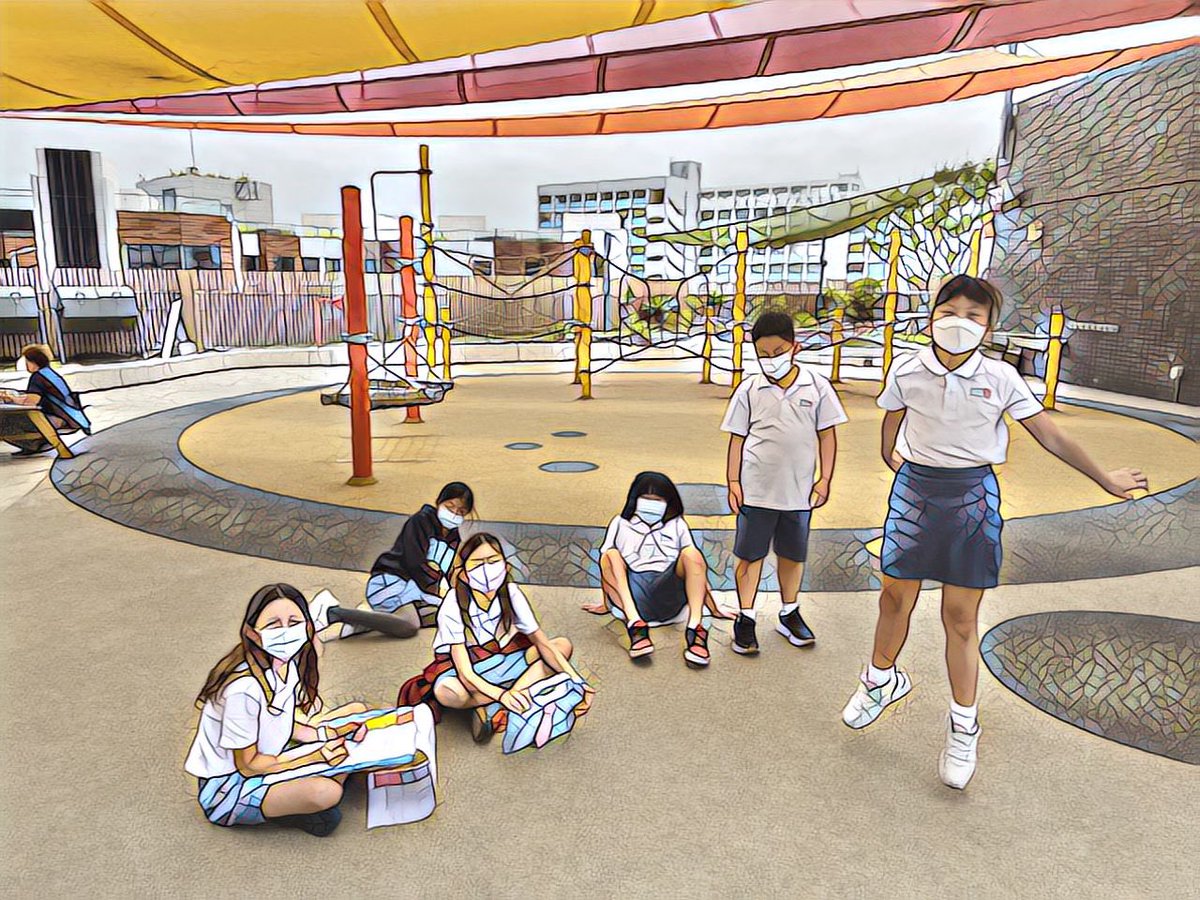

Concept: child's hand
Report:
left=319, top=737, right=348, bottom=766
left=727, top=481, right=743, bottom=515
left=500, top=689, right=531, bottom=714
left=347, top=724, right=368, bottom=743
left=1101, top=467, right=1148, bottom=499
left=810, top=478, right=831, bottom=508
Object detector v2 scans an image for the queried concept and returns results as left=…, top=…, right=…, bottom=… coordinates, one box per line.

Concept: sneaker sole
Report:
left=938, top=755, right=974, bottom=790
left=841, top=675, right=913, bottom=730
left=629, top=644, right=655, bottom=659
left=683, top=650, right=710, bottom=668
left=775, top=622, right=815, bottom=647
left=731, top=643, right=760, bottom=655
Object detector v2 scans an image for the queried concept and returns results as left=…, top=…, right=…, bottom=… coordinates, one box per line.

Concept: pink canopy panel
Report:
left=27, top=0, right=1198, bottom=117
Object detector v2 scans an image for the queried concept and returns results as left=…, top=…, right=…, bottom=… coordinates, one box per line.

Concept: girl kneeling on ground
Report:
left=398, top=532, right=593, bottom=743
left=313, top=482, right=473, bottom=639
left=185, top=584, right=370, bottom=836
left=596, top=471, right=718, bottom=667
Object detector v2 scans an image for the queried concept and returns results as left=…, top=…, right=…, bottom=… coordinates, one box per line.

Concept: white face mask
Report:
left=635, top=498, right=668, bottom=525
left=437, top=505, right=464, bottom=530
left=931, top=316, right=987, bottom=355
left=467, top=560, right=507, bottom=594
left=759, top=353, right=794, bottom=381
left=258, top=623, right=307, bottom=662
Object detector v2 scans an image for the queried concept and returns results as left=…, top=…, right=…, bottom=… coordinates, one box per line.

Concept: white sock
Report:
left=950, top=701, right=978, bottom=733
left=780, top=602, right=799, bottom=616
left=740, top=608, right=756, bottom=621
left=866, top=663, right=894, bottom=686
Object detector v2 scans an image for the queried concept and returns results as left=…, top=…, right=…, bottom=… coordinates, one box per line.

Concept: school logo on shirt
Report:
left=970, top=387, right=992, bottom=399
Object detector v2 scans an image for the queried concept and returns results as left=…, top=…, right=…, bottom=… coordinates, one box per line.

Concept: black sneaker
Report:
left=732, top=614, right=759, bottom=655
left=776, top=608, right=816, bottom=647
left=274, top=806, right=342, bottom=837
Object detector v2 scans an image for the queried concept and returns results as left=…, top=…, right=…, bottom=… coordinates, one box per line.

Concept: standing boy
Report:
left=721, top=310, right=847, bottom=654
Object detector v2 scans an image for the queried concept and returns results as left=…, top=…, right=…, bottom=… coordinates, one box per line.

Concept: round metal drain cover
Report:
left=539, top=460, right=598, bottom=473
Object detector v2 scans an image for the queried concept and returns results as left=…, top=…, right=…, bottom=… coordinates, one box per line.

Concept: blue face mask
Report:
left=635, top=498, right=668, bottom=525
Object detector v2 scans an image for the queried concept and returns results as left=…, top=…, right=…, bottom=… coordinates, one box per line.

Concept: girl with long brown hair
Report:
left=185, top=583, right=368, bottom=836
left=398, top=533, right=593, bottom=743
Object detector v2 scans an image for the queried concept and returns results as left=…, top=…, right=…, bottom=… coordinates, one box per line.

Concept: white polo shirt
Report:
left=721, top=366, right=848, bottom=511
left=185, top=663, right=299, bottom=779
left=878, top=346, right=1043, bottom=468
left=601, top=513, right=695, bottom=573
left=433, top=584, right=540, bottom=653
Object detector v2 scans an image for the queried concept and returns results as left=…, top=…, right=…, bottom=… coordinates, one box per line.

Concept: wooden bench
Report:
left=0, top=403, right=76, bottom=458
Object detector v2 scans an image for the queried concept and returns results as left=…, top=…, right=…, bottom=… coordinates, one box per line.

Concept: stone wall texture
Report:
left=991, top=46, right=1199, bottom=405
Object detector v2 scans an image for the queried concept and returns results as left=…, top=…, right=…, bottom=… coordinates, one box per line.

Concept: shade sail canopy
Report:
left=2, top=0, right=1193, bottom=112
left=9, top=39, right=1192, bottom=137
left=652, top=167, right=979, bottom=247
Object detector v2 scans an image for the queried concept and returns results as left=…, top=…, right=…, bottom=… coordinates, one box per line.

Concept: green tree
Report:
left=825, top=278, right=883, bottom=322
left=865, top=161, right=996, bottom=299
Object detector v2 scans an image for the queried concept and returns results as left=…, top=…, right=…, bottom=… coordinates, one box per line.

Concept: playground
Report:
left=1, top=2, right=1198, bottom=898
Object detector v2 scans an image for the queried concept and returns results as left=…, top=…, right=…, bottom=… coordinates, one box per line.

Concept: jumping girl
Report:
left=312, top=483, right=473, bottom=639
left=398, top=532, right=593, bottom=743
left=840, top=275, right=1147, bottom=789
left=185, top=584, right=370, bottom=836
left=596, top=471, right=717, bottom=667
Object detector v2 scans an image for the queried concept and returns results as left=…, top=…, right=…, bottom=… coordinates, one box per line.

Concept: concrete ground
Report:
left=1, top=367, right=1197, bottom=899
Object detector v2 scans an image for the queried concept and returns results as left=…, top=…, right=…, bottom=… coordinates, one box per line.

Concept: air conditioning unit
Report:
left=53, top=285, right=138, bottom=333
left=0, top=286, right=40, bottom=335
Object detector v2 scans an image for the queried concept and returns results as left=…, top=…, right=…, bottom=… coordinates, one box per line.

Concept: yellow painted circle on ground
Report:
left=180, top=373, right=1196, bottom=530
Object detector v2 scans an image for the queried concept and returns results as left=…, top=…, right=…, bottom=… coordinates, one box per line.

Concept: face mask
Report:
left=931, top=316, right=987, bottom=355
left=635, top=498, right=668, bottom=525
left=467, top=560, right=507, bottom=593
left=759, top=353, right=793, bottom=381
left=258, top=623, right=307, bottom=662
left=437, top=505, right=464, bottom=530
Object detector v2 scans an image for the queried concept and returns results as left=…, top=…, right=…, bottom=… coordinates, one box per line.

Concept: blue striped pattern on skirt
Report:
left=197, top=770, right=270, bottom=827
left=881, top=462, right=1003, bottom=589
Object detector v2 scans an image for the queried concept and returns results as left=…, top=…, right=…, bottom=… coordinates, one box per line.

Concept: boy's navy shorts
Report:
left=734, top=505, right=811, bottom=563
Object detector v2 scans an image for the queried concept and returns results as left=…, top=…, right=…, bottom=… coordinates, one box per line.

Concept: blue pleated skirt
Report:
left=881, top=462, right=1003, bottom=589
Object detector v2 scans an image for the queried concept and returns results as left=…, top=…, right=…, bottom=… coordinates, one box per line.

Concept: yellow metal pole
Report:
left=830, top=304, right=844, bottom=383
left=881, top=229, right=901, bottom=381
left=573, top=229, right=594, bottom=399
left=1043, top=306, right=1065, bottom=410
left=418, top=144, right=439, bottom=373
left=700, top=298, right=714, bottom=384
left=731, top=226, right=749, bottom=389
left=967, top=211, right=992, bottom=277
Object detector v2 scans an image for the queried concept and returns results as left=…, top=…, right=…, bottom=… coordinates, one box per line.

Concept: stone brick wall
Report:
left=990, top=46, right=1198, bottom=405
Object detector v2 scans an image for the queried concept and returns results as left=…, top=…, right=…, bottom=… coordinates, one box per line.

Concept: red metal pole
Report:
left=399, top=215, right=422, bottom=424
left=341, top=186, right=375, bottom=486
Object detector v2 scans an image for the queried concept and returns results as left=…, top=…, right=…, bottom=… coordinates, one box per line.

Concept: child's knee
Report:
left=433, top=679, right=467, bottom=708
left=680, top=546, right=707, bottom=571
left=310, top=778, right=343, bottom=811
left=551, top=635, right=574, bottom=659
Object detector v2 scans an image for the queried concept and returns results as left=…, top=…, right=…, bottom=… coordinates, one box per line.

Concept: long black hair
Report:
left=436, top=481, right=475, bottom=514
left=620, top=471, right=685, bottom=524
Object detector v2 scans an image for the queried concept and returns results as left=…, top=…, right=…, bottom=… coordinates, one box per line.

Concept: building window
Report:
left=755, top=208, right=767, bottom=218
left=718, top=190, right=732, bottom=198
left=847, top=263, right=864, bottom=274
left=633, top=189, right=648, bottom=200
left=525, top=258, right=545, bottom=275
left=751, top=264, right=764, bottom=275
left=538, top=195, right=550, bottom=206
left=364, top=258, right=378, bottom=273
left=649, top=188, right=664, bottom=204
left=301, top=256, right=320, bottom=272
left=601, top=192, right=613, bottom=200
left=735, top=209, right=749, bottom=221
left=631, top=264, right=644, bottom=275
left=700, top=210, right=715, bottom=222
left=769, top=265, right=783, bottom=277
left=554, top=196, right=566, bottom=210
left=273, top=256, right=296, bottom=272
left=162, top=189, right=176, bottom=212
left=243, top=255, right=260, bottom=271
left=718, top=210, right=731, bottom=222
left=616, top=191, right=630, bottom=200
left=700, top=247, right=714, bottom=258
left=754, top=188, right=768, bottom=196
left=127, top=243, right=184, bottom=269
left=772, top=208, right=785, bottom=217
left=569, top=193, right=582, bottom=203
left=325, top=258, right=341, bottom=272
left=45, top=148, right=101, bottom=268
left=472, top=259, right=494, bottom=276
left=182, top=244, right=221, bottom=269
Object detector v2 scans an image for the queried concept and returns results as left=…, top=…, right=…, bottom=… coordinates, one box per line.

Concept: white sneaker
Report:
left=841, top=669, right=913, bottom=729
left=939, top=717, right=981, bottom=790
left=308, top=589, right=340, bottom=632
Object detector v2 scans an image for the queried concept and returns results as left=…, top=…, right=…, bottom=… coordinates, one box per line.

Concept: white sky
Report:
left=0, top=18, right=1192, bottom=231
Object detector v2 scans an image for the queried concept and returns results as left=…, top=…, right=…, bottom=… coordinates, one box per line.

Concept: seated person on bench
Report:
left=311, top=483, right=473, bottom=640
left=595, top=471, right=721, bottom=668
left=0, top=344, right=91, bottom=456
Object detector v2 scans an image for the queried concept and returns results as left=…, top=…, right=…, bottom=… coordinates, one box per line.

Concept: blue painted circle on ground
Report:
left=539, top=461, right=598, bottom=473
left=551, top=430, right=587, bottom=438
left=505, top=442, right=543, bottom=450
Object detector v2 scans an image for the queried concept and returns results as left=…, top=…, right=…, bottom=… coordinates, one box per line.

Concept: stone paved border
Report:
left=981, top=612, right=1199, bottom=765
left=50, top=388, right=1197, bottom=591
